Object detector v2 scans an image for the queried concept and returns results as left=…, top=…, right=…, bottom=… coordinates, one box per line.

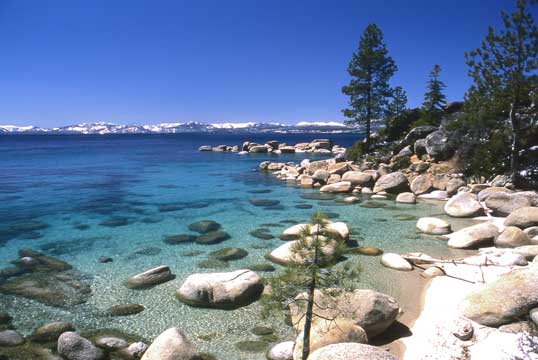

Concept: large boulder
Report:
left=267, top=238, right=338, bottom=266
left=307, top=343, right=399, bottom=360
left=280, top=223, right=310, bottom=240
left=425, top=130, right=454, bottom=161
left=320, top=181, right=352, bottom=193
left=410, top=174, right=433, bottom=195
left=31, top=321, right=75, bottom=343
left=176, top=269, right=263, bottom=309
left=485, top=192, right=534, bottom=217
left=444, top=192, right=483, bottom=218
left=57, top=332, right=105, bottom=360
left=126, top=265, right=173, bottom=289
left=373, top=172, right=410, bottom=194
left=414, top=139, right=428, bottom=157
left=446, top=178, right=466, bottom=196
left=461, top=265, right=538, bottom=326
left=416, top=217, right=451, bottom=235
left=249, top=145, right=269, bottom=153
left=289, top=289, right=399, bottom=339
left=504, top=207, right=538, bottom=228
left=141, top=327, right=198, bottom=360
left=341, top=171, right=373, bottom=187
left=495, top=226, right=532, bottom=248
left=293, top=319, right=368, bottom=360
left=312, top=170, right=330, bottom=183
left=477, top=187, right=512, bottom=202
left=188, top=220, right=221, bottom=234
left=404, top=125, right=438, bottom=143
left=447, top=222, right=499, bottom=249
left=307, top=160, right=330, bottom=175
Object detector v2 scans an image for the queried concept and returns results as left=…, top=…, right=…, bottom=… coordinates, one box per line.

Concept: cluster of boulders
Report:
left=199, top=139, right=346, bottom=155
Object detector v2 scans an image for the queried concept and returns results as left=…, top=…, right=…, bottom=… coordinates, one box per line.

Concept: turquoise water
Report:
left=0, top=134, right=465, bottom=359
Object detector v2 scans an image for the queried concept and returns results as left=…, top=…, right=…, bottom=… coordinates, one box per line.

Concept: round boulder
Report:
left=341, top=171, right=373, bottom=187
left=495, top=226, right=531, bottom=248
left=504, top=207, right=538, bottom=229
left=57, top=332, right=105, bottom=360
left=381, top=253, right=413, bottom=271
left=416, top=217, right=451, bottom=235
left=126, top=265, right=173, bottom=289
left=0, top=330, right=24, bottom=347
left=266, top=341, right=294, bottom=360
left=373, top=172, right=410, bottom=194
left=31, top=321, right=75, bottom=343
left=444, top=192, right=483, bottom=218
left=141, top=327, right=198, bottom=360
left=447, top=222, right=499, bottom=249
left=395, top=192, right=416, bottom=204
left=188, top=220, right=221, bottom=234
left=176, top=269, right=264, bottom=309
left=410, top=174, right=433, bottom=195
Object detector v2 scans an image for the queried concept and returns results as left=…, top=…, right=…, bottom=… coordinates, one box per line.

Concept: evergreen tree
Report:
left=465, top=0, right=538, bottom=178
left=386, top=86, right=408, bottom=118
left=422, top=64, right=447, bottom=114
left=261, top=212, right=358, bottom=360
left=342, top=24, right=397, bottom=151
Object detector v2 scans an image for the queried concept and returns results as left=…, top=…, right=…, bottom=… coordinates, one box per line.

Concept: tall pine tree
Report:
left=465, top=0, right=538, bottom=178
left=386, top=86, right=408, bottom=118
left=422, top=64, right=447, bottom=115
left=342, top=24, right=397, bottom=151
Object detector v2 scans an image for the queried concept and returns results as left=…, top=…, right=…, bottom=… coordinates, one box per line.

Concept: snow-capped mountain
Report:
left=0, top=121, right=361, bottom=135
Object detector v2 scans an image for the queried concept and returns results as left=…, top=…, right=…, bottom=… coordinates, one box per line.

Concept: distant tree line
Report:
left=342, top=0, right=537, bottom=186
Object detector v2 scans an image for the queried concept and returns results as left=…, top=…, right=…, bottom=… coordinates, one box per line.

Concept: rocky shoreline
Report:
left=199, top=138, right=346, bottom=155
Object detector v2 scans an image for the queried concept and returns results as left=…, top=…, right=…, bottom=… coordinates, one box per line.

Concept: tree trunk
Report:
left=508, top=104, right=520, bottom=180
left=365, top=92, right=372, bottom=152
left=301, top=239, right=319, bottom=360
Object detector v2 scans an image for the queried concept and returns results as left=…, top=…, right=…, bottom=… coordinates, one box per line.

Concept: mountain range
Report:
left=0, top=121, right=362, bottom=135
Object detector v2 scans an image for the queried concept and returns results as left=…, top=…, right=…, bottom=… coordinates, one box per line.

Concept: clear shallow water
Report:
left=0, top=134, right=466, bottom=359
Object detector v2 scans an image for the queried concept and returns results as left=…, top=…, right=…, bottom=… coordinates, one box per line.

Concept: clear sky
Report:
left=0, top=0, right=521, bottom=127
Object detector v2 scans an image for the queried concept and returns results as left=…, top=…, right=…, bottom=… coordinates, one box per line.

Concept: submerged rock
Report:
left=0, top=330, right=24, bottom=347
left=195, top=231, right=231, bottom=245
left=109, top=304, right=145, bottom=316
left=140, top=327, right=198, bottom=360
left=249, top=230, right=274, bottom=240
left=57, top=332, right=105, bottom=360
left=31, top=322, right=75, bottom=343
left=94, top=336, right=129, bottom=351
left=164, top=234, right=197, bottom=245
left=188, top=220, right=221, bottom=234
left=126, top=265, right=173, bottom=289
left=249, top=199, right=280, bottom=207
left=99, top=217, right=129, bottom=227
left=208, top=247, right=248, bottom=261
left=176, top=269, right=263, bottom=309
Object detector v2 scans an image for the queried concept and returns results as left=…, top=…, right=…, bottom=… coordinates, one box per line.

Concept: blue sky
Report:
left=0, top=0, right=521, bottom=127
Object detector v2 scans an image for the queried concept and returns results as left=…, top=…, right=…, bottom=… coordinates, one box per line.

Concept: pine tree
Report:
left=386, top=86, right=408, bottom=118
left=342, top=24, right=397, bottom=151
left=261, top=212, right=358, bottom=360
left=465, top=0, right=538, bottom=179
left=422, top=64, right=447, bottom=115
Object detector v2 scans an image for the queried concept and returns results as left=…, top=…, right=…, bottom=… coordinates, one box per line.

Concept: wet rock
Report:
left=0, top=330, right=24, bottom=347
left=360, top=201, right=386, bottom=209
left=266, top=341, right=294, bottom=360
left=187, top=220, right=221, bottom=234
left=416, top=217, right=451, bottom=235
left=126, top=266, right=173, bottom=289
left=293, top=319, right=368, bottom=360
left=294, top=203, right=313, bottom=209
left=31, top=322, right=75, bottom=343
left=176, top=269, right=264, bottom=309
left=461, top=265, right=538, bottom=326
left=164, top=234, right=197, bottom=245
left=381, top=253, right=413, bottom=271
left=349, top=247, right=383, bottom=256
left=57, top=332, right=105, bottom=360
left=99, top=217, right=129, bottom=227
left=393, top=214, right=418, bottom=221
left=140, top=327, right=198, bottom=360
left=209, top=247, right=248, bottom=261
left=444, top=192, right=483, bottom=218
left=199, top=145, right=212, bottom=151
left=235, top=340, right=269, bottom=353
left=289, top=289, right=399, bottom=339
left=300, top=192, right=336, bottom=201
left=95, top=336, right=128, bottom=351
left=504, top=206, right=538, bottom=229
left=395, top=192, right=416, bottom=204
left=249, top=230, right=274, bottom=240
left=197, top=259, right=230, bottom=269
left=250, top=199, right=280, bottom=207
left=447, top=222, right=499, bottom=249
left=373, top=172, right=410, bottom=194
left=117, top=341, right=149, bottom=359
left=0, top=313, right=11, bottom=326
left=195, top=231, right=231, bottom=245
left=307, top=343, right=399, bottom=360
left=109, top=304, right=145, bottom=316
left=495, top=226, right=532, bottom=248
left=410, top=174, right=433, bottom=195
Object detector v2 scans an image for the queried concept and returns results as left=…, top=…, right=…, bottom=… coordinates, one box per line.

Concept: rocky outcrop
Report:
left=57, top=332, right=105, bottom=360
left=425, top=130, right=454, bottom=161
left=461, top=265, right=538, bottom=327
left=289, top=289, right=399, bottom=339
left=447, top=222, right=499, bottom=249
left=141, top=327, right=198, bottom=360
left=176, top=269, right=263, bottom=309
left=416, top=217, right=451, bottom=235
left=126, top=265, right=173, bottom=289
left=444, top=192, right=483, bottom=218
left=307, top=343, right=399, bottom=360
left=373, top=172, right=410, bottom=194
left=504, top=206, right=538, bottom=228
